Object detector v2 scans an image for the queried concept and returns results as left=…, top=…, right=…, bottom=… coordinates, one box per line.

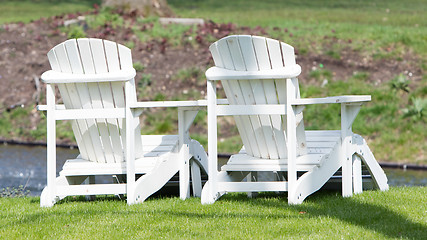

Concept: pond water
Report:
left=0, top=144, right=425, bottom=196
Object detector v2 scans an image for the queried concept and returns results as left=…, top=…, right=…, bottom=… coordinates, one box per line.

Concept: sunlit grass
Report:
left=0, top=0, right=101, bottom=24
left=0, top=187, right=425, bottom=239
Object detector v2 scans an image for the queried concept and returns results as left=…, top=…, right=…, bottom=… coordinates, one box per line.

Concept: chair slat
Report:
left=251, top=36, right=281, bottom=159
left=47, top=48, right=89, bottom=160
left=212, top=39, right=254, bottom=156
left=55, top=42, right=103, bottom=162
left=98, top=40, right=124, bottom=162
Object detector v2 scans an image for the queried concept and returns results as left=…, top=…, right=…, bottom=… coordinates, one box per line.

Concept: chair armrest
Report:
left=41, top=68, right=136, bottom=84
left=129, top=99, right=228, bottom=108
left=291, top=95, right=371, bottom=105
left=37, top=104, right=66, bottom=111
left=205, top=65, right=301, bottom=81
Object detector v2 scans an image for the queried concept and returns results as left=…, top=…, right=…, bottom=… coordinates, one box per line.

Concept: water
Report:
left=0, top=145, right=425, bottom=196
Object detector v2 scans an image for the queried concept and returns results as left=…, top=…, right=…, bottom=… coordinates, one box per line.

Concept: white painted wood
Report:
left=353, top=154, right=363, bottom=194
left=286, top=78, right=298, bottom=204
left=40, top=38, right=208, bottom=207
left=41, top=69, right=136, bottom=83
left=207, top=79, right=218, bottom=202
left=218, top=182, right=288, bottom=192
left=56, top=184, right=127, bottom=196
left=45, top=84, right=56, bottom=207
left=251, top=36, right=279, bottom=159
left=205, top=66, right=301, bottom=81
left=216, top=104, right=286, bottom=116
left=54, top=108, right=125, bottom=120
left=292, top=96, right=371, bottom=105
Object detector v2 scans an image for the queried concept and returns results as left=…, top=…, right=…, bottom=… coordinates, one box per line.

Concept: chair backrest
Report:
left=209, top=35, right=307, bottom=159
left=46, top=38, right=142, bottom=163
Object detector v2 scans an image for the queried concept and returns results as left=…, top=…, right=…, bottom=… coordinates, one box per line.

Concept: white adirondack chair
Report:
left=38, top=38, right=208, bottom=207
left=201, top=35, right=388, bottom=204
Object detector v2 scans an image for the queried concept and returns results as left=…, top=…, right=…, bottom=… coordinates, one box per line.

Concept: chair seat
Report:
left=60, top=135, right=179, bottom=176
left=221, top=130, right=341, bottom=172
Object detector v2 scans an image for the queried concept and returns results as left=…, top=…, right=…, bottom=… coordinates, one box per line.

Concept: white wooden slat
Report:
left=215, top=39, right=256, bottom=156
left=71, top=39, right=108, bottom=163
left=306, top=141, right=338, bottom=148
left=54, top=43, right=98, bottom=161
left=253, top=37, right=286, bottom=158
left=117, top=43, right=142, bottom=158
left=87, top=39, right=117, bottom=163
left=227, top=80, right=262, bottom=157
left=226, top=37, right=269, bottom=158
left=118, top=43, right=133, bottom=69
left=281, top=42, right=296, bottom=66
left=227, top=153, right=324, bottom=165
left=266, top=38, right=284, bottom=69
left=251, top=36, right=280, bottom=159
left=54, top=108, right=125, bottom=120
left=104, top=40, right=121, bottom=71
left=221, top=80, right=253, bottom=156
left=209, top=43, right=223, bottom=67
left=218, top=182, right=288, bottom=192
left=216, top=104, right=286, bottom=116
left=76, top=39, right=95, bottom=74
left=47, top=48, right=89, bottom=159
left=237, top=35, right=258, bottom=71
left=101, top=40, right=125, bottom=162
left=56, top=184, right=127, bottom=196
left=65, top=39, right=104, bottom=163
left=252, top=36, right=271, bottom=70
left=216, top=37, right=235, bottom=70
left=225, top=36, right=246, bottom=71
left=222, top=164, right=316, bottom=172
left=305, top=130, right=341, bottom=136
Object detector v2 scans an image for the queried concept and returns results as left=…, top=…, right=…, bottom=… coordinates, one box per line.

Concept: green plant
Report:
left=154, top=93, right=166, bottom=101
left=308, top=69, right=333, bottom=81
left=138, top=74, right=152, bottom=88
left=154, top=119, right=173, bottom=133
left=402, top=97, right=427, bottom=121
left=173, top=67, right=204, bottom=85
left=86, top=7, right=123, bottom=29
left=65, top=25, right=86, bottom=39
left=390, top=73, right=410, bottom=92
left=1, top=185, right=30, bottom=198
left=124, top=41, right=135, bottom=49
left=133, top=61, right=145, bottom=72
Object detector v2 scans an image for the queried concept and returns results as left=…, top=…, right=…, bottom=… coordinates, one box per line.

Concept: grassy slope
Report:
left=0, top=187, right=425, bottom=239
left=169, top=0, right=427, bottom=54
left=0, top=0, right=101, bottom=24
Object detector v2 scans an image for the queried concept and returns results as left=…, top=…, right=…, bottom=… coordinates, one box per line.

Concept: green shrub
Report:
left=389, top=73, right=410, bottom=92
left=65, top=25, right=87, bottom=39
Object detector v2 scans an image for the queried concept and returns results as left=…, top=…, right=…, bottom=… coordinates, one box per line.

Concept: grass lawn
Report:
left=169, top=0, right=427, bottom=55
left=0, top=0, right=101, bottom=24
left=0, top=187, right=425, bottom=239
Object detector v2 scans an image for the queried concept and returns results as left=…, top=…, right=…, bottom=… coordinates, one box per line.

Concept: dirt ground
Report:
left=0, top=13, right=423, bottom=142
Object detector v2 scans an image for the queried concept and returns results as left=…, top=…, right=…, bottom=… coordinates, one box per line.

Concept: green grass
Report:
left=169, top=0, right=427, bottom=55
left=0, top=0, right=101, bottom=24
left=0, top=187, right=425, bottom=239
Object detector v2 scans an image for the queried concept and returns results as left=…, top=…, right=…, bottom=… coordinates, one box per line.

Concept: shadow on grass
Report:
left=17, top=189, right=426, bottom=239
left=216, top=191, right=426, bottom=239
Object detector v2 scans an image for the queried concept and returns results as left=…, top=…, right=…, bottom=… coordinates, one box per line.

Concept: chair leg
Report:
left=132, top=156, right=180, bottom=204
left=190, top=160, right=202, bottom=197
left=85, top=176, right=96, bottom=201
left=353, top=155, right=363, bottom=194
left=247, top=172, right=258, bottom=198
